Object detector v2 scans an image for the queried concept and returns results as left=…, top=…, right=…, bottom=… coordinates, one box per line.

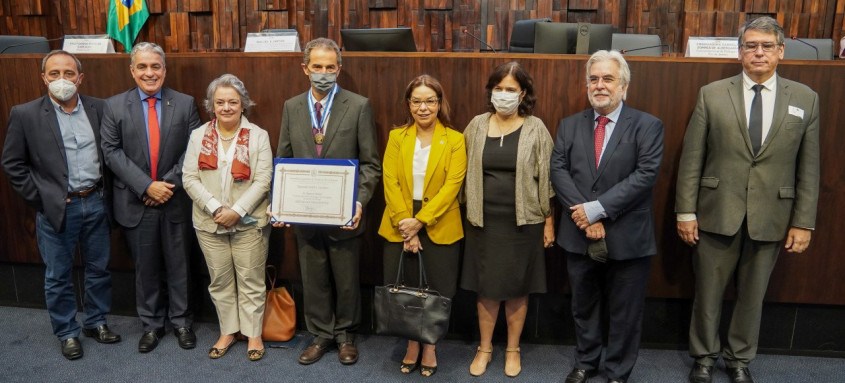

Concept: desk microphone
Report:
left=790, top=36, right=819, bottom=60
left=462, top=28, right=498, bottom=53
left=0, top=37, right=64, bottom=54
left=620, top=44, right=671, bottom=55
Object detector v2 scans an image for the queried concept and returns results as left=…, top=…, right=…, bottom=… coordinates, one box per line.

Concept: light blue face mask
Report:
left=491, top=90, right=521, bottom=115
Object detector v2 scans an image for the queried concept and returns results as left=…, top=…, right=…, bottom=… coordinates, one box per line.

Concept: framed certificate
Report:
left=270, top=158, right=359, bottom=226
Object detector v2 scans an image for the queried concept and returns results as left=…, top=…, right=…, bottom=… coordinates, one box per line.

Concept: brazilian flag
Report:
left=107, top=0, right=150, bottom=53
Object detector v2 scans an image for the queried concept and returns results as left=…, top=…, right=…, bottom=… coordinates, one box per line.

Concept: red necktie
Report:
left=594, top=116, right=610, bottom=169
left=147, top=97, right=160, bottom=180
left=312, top=101, right=323, bottom=156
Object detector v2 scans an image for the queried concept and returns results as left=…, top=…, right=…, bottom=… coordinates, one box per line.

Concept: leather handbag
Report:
left=374, top=250, right=452, bottom=344
left=262, top=265, right=296, bottom=342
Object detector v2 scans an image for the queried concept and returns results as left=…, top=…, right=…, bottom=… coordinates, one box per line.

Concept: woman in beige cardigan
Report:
left=461, top=62, right=555, bottom=377
left=182, top=74, right=273, bottom=361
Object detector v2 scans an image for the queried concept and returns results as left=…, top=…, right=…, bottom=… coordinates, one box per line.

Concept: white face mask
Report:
left=48, top=79, right=78, bottom=102
left=490, top=90, right=521, bottom=116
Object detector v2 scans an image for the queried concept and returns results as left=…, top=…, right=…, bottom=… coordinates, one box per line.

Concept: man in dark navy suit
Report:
left=551, top=50, right=664, bottom=383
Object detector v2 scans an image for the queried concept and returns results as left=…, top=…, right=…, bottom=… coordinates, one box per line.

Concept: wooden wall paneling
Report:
left=165, top=11, right=192, bottom=52
left=369, top=0, right=398, bottom=8
left=423, top=0, right=453, bottom=10
left=14, top=0, right=46, bottom=16
left=211, top=0, right=227, bottom=49
left=340, top=0, right=367, bottom=28
left=258, top=0, right=288, bottom=11
left=490, top=0, right=509, bottom=51
left=189, top=0, right=212, bottom=12
left=714, top=11, right=742, bottom=37
left=428, top=10, right=448, bottom=51
left=147, top=0, right=163, bottom=14
left=568, top=0, right=599, bottom=10
left=190, top=12, right=214, bottom=51
left=369, top=10, right=398, bottom=28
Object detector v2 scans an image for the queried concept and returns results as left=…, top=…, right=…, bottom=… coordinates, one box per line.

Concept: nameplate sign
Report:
left=63, top=35, right=115, bottom=54
left=685, top=37, right=738, bottom=58
left=244, top=33, right=301, bottom=52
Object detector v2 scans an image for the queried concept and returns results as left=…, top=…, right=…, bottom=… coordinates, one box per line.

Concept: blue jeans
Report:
left=35, top=190, right=112, bottom=340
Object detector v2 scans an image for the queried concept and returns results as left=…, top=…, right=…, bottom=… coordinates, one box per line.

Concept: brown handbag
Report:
left=262, top=265, right=296, bottom=341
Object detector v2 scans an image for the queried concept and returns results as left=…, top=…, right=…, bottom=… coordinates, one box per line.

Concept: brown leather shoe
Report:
left=298, top=342, right=330, bottom=365
left=338, top=342, right=358, bottom=365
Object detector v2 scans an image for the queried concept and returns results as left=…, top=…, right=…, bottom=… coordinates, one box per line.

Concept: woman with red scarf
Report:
left=183, top=74, right=273, bottom=361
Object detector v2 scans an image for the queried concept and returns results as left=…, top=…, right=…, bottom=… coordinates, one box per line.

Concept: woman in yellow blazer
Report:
left=378, top=74, right=467, bottom=377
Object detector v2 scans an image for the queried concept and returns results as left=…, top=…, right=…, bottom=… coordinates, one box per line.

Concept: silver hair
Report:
left=738, top=16, right=785, bottom=45
left=585, top=50, right=630, bottom=100
left=130, top=42, right=166, bottom=67
left=203, top=73, right=256, bottom=116
left=41, top=50, right=83, bottom=73
left=303, top=38, right=342, bottom=66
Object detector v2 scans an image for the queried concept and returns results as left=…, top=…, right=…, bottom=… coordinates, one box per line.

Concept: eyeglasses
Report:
left=741, top=42, right=780, bottom=53
left=409, top=98, right=439, bottom=108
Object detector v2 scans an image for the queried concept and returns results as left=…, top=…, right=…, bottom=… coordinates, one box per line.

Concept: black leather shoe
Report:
left=174, top=327, right=196, bottom=349
left=565, top=368, right=593, bottom=383
left=727, top=367, right=755, bottom=383
left=338, top=342, right=358, bottom=365
left=608, top=379, right=625, bottom=383
left=82, top=324, right=121, bottom=344
left=689, top=363, right=713, bottom=383
left=61, top=337, right=83, bottom=360
left=138, top=328, right=165, bottom=353
left=298, top=341, right=331, bottom=365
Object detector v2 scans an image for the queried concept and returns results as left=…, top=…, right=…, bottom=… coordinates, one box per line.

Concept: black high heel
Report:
left=400, top=353, right=421, bottom=374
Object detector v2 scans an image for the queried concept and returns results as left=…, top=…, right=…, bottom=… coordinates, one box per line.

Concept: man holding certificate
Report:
left=274, top=37, right=381, bottom=366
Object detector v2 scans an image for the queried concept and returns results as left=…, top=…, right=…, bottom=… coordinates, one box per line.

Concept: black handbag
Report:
left=374, top=249, right=452, bottom=344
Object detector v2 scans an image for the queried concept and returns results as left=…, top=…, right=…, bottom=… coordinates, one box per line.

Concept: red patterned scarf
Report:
left=197, top=119, right=251, bottom=181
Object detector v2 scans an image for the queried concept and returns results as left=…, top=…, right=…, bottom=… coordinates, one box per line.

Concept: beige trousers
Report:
left=196, top=226, right=269, bottom=338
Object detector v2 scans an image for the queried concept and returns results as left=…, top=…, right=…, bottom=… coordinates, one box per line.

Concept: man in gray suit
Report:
left=676, top=17, right=819, bottom=383
left=2, top=50, right=120, bottom=360
left=551, top=50, right=664, bottom=383
left=275, top=38, right=381, bottom=366
left=101, top=42, right=202, bottom=353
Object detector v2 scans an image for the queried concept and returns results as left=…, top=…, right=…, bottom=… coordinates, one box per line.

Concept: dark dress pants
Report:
left=124, top=207, right=193, bottom=330
left=296, top=229, right=361, bottom=344
left=566, top=251, right=651, bottom=381
left=35, top=191, right=112, bottom=340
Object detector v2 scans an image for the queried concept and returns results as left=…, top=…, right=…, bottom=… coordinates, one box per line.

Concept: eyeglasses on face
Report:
left=741, top=41, right=781, bottom=53
left=409, top=98, right=439, bottom=108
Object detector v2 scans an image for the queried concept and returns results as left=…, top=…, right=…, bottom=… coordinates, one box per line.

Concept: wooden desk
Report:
left=1, top=53, right=843, bottom=304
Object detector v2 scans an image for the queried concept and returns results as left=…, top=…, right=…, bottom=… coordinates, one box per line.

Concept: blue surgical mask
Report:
left=491, top=90, right=521, bottom=115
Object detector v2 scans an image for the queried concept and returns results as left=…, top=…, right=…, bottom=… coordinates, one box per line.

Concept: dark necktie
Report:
left=749, top=84, right=764, bottom=155
left=312, top=101, right=323, bottom=156
left=146, top=97, right=160, bottom=180
left=594, top=116, right=610, bottom=169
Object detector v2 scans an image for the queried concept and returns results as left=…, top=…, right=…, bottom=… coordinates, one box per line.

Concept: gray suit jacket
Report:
left=551, top=105, right=664, bottom=260
left=675, top=74, right=820, bottom=241
left=276, top=88, right=381, bottom=240
left=2, top=95, right=109, bottom=231
left=101, top=87, right=202, bottom=228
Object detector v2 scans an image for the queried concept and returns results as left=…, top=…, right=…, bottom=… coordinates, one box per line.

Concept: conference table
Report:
left=1, top=52, right=843, bottom=305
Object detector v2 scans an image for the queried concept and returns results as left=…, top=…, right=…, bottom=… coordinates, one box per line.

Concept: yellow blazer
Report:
left=378, top=121, right=467, bottom=244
